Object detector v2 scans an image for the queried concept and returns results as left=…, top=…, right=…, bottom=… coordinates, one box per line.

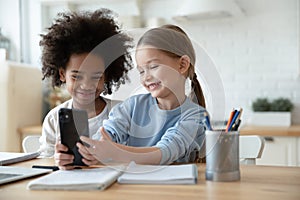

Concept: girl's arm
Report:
left=77, top=127, right=162, bottom=165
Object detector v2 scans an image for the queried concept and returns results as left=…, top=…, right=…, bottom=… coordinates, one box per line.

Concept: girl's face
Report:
left=59, top=53, right=105, bottom=108
left=135, top=46, right=188, bottom=101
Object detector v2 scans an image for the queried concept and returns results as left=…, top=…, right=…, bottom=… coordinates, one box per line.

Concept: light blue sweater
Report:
left=102, top=93, right=207, bottom=164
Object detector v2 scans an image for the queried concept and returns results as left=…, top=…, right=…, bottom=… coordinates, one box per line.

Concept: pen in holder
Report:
left=205, top=130, right=240, bottom=182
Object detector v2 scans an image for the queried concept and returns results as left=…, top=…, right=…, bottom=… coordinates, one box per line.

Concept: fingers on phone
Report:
left=55, top=143, right=68, bottom=152
left=82, top=141, right=90, bottom=148
left=82, top=158, right=98, bottom=166
left=54, top=152, right=74, bottom=167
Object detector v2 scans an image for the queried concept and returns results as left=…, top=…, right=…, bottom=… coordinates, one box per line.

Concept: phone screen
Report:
left=59, top=108, right=89, bottom=166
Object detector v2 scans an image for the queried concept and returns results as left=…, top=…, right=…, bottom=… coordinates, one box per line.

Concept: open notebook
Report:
left=117, top=162, right=198, bottom=184
left=0, top=166, right=51, bottom=185
left=27, top=166, right=124, bottom=190
left=27, top=162, right=198, bottom=190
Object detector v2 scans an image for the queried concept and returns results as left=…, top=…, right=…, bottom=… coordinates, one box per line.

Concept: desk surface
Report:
left=1, top=158, right=299, bottom=200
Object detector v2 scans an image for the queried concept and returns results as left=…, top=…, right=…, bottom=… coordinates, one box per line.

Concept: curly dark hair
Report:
left=40, top=8, right=133, bottom=95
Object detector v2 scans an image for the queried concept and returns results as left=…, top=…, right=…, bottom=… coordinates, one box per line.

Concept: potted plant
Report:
left=270, top=98, right=294, bottom=112
left=250, top=97, right=294, bottom=127
left=252, top=98, right=271, bottom=112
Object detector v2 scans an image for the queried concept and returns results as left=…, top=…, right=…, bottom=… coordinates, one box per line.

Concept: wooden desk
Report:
left=1, top=159, right=299, bottom=200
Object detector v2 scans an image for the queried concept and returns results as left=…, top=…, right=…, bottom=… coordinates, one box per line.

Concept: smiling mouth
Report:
left=147, top=82, right=161, bottom=91
left=76, top=91, right=96, bottom=98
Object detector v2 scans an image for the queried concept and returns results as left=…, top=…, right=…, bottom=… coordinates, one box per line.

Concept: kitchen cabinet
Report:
left=240, top=125, right=300, bottom=166
left=298, top=137, right=300, bottom=166
left=256, top=136, right=298, bottom=166
left=0, top=61, right=42, bottom=152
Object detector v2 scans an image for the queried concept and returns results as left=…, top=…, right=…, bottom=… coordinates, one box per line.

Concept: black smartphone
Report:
left=58, top=108, right=89, bottom=166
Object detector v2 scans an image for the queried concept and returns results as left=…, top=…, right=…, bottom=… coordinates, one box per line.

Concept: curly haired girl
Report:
left=39, top=8, right=133, bottom=159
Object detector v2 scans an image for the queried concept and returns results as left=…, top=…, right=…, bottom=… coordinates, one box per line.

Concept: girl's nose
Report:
left=80, top=79, right=95, bottom=90
left=142, top=70, right=152, bottom=81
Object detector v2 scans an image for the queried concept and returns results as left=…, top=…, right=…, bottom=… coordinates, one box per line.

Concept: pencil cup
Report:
left=205, top=130, right=240, bottom=182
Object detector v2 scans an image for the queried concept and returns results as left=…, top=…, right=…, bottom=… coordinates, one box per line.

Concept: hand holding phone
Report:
left=58, top=108, right=89, bottom=166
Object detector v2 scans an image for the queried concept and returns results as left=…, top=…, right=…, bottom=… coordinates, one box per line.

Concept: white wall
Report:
left=177, top=0, right=300, bottom=124
left=0, top=0, right=20, bottom=61
left=139, top=0, right=300, bottom=124
left=0, top=0, right=299, bottom=125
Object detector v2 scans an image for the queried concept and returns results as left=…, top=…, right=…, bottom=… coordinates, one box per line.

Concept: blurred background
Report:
left=0, top=0, right=299, bottom=166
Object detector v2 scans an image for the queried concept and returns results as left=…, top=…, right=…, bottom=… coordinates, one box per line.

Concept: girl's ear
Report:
left=59, top=68, right=66, bottom=82
left=179, top=55, right=190, bottom=74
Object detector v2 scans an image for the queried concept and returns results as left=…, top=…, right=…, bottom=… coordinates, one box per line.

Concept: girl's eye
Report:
left=138, top=70, right=145, bottom=75
left=92, top=76, right=102, bottom=80
left=149, top=65, right=159, bottom=69
left=92, top=73, right=104, bottom=80
left=71, top=75, right=82, bottom=80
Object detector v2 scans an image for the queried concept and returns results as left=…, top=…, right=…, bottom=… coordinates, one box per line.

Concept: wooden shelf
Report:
left=17, top=125, right=42, bottom=136
left=240, top=125, right=300, bottom=136
left=18, top=125, right=300, bottom=137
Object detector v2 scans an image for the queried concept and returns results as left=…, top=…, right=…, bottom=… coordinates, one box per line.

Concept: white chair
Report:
left=22, top=135, right=41, bottom=153
left=239, top=135, right=265, bottom=165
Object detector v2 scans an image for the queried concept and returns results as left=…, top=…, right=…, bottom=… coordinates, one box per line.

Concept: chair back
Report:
left=22, top=135, right=40, bottom=153
left=239, top=135, right=265, bottom=165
